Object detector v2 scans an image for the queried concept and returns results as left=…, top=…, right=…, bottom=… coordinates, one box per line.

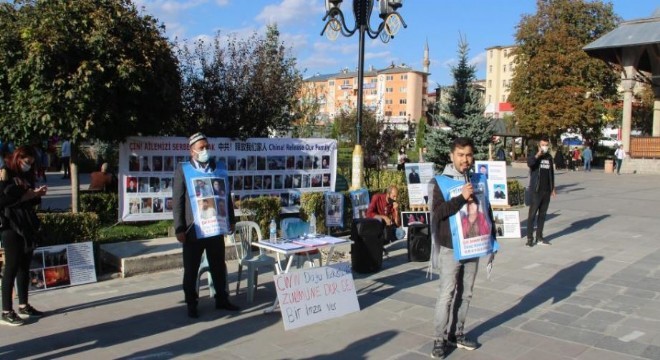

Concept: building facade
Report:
left=484, top=45, right=516, bottom=118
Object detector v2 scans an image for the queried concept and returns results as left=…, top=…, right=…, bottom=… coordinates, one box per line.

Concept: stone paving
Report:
left=1, top=167, right=660, bottom=359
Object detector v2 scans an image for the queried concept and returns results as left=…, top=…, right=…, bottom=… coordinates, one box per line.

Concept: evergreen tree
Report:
left=425, top=36, right=494, bottom=169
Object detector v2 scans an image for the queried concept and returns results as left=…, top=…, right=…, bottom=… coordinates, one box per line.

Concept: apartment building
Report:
left=484, top=45, right=516, bottom=118
left=302, top=63, right=429, bottom=129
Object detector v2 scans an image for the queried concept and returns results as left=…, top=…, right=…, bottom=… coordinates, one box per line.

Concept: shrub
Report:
left=80, top=192, right=118, bottom=225
left=239, top=196, right=281, bottom=237
left=38, top=212, right=100, bottom=246
left=507, top=179, right=525, bottom=207
left=98, top=220, right=172, bottom=243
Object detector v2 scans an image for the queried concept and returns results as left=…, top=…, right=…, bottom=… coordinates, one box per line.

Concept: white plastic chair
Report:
left=280, top=217, right=322, bottom=268
left=234, top=221, right=277, bottom=303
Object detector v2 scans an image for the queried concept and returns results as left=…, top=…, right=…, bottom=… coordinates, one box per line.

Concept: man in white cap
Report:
left=173, top=132, right=239, bottom=318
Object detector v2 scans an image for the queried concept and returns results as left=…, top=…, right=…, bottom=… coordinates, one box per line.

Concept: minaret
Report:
left=423, top=39, right=430, bottom=73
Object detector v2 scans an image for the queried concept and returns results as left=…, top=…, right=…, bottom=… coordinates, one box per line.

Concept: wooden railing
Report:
left=630, top=137, right=660, bottom=159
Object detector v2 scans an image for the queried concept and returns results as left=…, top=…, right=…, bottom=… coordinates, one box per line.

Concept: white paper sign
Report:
left=474, top=161, right=508, bottom=207
left=274, top=262, right=360, bottom=330
left=493, top=210, right=522, bottom=238
left=405, top=162, right=435, bottom=206
left=29, top=242, right=97, bottom=292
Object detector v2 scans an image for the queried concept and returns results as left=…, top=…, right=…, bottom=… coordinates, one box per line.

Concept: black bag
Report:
left=351, top=218, right=384, bottom=273
left=407, top=223, right=431, bottom=262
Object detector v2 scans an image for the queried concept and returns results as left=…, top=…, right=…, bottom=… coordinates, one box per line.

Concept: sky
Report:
left=134, top=0, right=659, bottom=87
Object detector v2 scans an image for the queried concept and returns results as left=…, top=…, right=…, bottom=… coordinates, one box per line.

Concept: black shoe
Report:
left=216, top=299, right=240, bottom=311
left=525, top=239, right=534, bottom=247
left=17, top=304, right=43, bottom=318
left=431, top=339, right=447, bottom=358
left=450, top=335, right=478, bottom=350
left=1, top=311, right=24, bottom=326
left=187, top=303, right=199, bottom=318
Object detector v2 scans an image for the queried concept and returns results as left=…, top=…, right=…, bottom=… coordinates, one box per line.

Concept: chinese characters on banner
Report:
left=119, top=137, right=337, bottom=222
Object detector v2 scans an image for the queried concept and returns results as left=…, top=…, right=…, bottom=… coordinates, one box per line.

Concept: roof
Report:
left=304, top=64, right=428, bottom=82
left=583, top=8, right=660, bottom=72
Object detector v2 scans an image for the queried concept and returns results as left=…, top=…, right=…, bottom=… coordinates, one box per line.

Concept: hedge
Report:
left=37, top=212, right=100, bottom=247
left=80, top=192, right=118, bottom=225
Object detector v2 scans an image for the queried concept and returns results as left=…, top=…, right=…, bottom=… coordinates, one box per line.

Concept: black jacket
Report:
left=0, top=168, right=42, bottom=251
left=527, top=152, right=555, bottom=193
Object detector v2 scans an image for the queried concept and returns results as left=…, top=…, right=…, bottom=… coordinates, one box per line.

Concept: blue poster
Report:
left=349, top=188, right=370, bottom=219
left=325, top=192, right=344, bottom=228
left=434, top=173, right=499, bottom=260
left=182, top=163, right=230, bottom=239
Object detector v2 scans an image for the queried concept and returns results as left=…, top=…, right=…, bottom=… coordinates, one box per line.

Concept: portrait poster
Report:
left=405, top=162, right=435, bottom=206
left=435, top=174, right=499, bottom=260
left=474, top=160, right=508, bottom=207
left=119, top=137, right=338, bottom=221
left=400, top=211, right=430, bottom=230
left=325, top=192, right=344, bottom=228
left=182, top=163, right=230, bottom=239
left=493, top=210, right=522, bottom=239
left=349, top=188, right=370, bottom=220
left=29, top=242, right=97, bottom=292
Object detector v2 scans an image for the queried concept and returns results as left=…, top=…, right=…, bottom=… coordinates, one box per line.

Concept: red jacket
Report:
left=366, top=193, right=400, bottom=226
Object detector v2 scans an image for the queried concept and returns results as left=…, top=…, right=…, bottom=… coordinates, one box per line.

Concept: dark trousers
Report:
left=615, top=159, right=623, bottom=174
left=527, top=190, right=551, bottom=240
left=182, top=236, right=228, bottom=304
left=2, top=230, right=33, bottom=311
left=61, top=156, right=70, bottom=177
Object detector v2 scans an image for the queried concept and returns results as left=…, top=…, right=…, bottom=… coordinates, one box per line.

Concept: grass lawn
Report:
left=99, top=220, right=173, bottom=243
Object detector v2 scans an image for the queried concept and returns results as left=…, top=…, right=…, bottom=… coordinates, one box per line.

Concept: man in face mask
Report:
left=526, top=135, right=556, bottom=246
left=173, top=132, right=239, bottom=319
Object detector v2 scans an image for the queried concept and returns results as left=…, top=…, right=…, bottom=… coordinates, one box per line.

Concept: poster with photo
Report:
left=325, top=192, right=344, bottom=228
left=493, top=210, right=522, bottom=238
left=474, top=160, right=508, bottom=207
left=400, top=211, right=430, bottom=230
left=119, top=137, right=338, bottom=221
left=29, top=242, right=97, bottom=292
left=183, top=164, right=230, bottom=239
left=405, top=162, right=435, bottom=206
left=349, top=188, right=370, bottom=219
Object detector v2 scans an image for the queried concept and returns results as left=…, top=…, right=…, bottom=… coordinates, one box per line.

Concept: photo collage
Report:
left=29, top=247, right=71, bottom=291
left=192, top=177, right=229, bottom=220
left=126, top=154, right=178, bottom=215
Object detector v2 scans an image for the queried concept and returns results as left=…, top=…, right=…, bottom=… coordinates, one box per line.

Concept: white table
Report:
left=252, top=235, right=352, bottom=312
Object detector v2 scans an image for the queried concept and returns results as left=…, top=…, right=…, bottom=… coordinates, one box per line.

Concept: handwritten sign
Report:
left=274, top=262, right=360, bottom=330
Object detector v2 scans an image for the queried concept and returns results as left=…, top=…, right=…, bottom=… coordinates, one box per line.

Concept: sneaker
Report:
left=525, top=239, right=534, bottom=247
left=431, top=339, right=447, bottom=358
left=1, top=311, right=24, bottom=326
left=17, top=304, right=44, bottom=318
left=451, top=335, right=478, bottom=350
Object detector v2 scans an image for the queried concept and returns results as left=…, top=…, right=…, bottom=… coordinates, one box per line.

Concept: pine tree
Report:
left=425, top=36, right=494, bottom=169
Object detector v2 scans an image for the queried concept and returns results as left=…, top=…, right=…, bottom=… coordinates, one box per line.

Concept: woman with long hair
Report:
left=0, top=145, right=48, bottom=326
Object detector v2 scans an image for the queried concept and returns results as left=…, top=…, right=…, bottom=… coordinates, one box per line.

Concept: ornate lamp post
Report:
left=321, top=0, right=406, bottom=189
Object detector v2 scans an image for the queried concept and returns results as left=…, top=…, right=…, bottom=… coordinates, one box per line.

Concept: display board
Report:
left=404, top=162, right=435, bottom=206
left=493, top=210, right=522, bottom=238
left=275, top=262, right=359, bottom=330
left=29, top=242, right=97, bottom=292
left=119, top=137, right=337, bottom=221
left=324, top=192, right=345, bottom=228
left=473, top=160, right=508, bottom=207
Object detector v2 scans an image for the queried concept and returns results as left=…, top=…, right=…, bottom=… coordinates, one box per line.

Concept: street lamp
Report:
left=321, top=0, right=406, bottom=189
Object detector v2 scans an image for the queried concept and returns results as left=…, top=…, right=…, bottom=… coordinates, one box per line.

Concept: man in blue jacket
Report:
left=526, top=135, right=556, bottom=246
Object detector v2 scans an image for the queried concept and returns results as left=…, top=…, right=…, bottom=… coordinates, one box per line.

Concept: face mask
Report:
left=194, top=149, right=209, bottom=163
left=541, top=146, right=549, bottom=153
left=21, top=162, right=32, bottom=173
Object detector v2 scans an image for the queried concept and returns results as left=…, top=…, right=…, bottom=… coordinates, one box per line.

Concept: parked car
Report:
left=562, top=137, right=583, bottom=146
left=598, top=137, right=620, bottom=148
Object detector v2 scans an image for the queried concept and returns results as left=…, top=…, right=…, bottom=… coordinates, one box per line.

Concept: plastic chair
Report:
left=234, top=221, right=277, bottom=303
left=280, top=217, right=323, bottom=268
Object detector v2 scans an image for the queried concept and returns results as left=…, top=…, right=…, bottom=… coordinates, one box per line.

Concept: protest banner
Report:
left=274, top=262, right=359, bottom=330
left=324, top=192, right=344, bottom=228
left=404, top=162, right=434, bottom=206
left=119, top=137, right=337, bottom=221
left=493, top=210, right=522, bottom=238
left=474, top=160, right=508, bottom=208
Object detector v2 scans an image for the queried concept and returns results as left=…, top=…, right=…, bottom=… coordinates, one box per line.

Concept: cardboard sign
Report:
left=274, top=262, right=360, bottom=330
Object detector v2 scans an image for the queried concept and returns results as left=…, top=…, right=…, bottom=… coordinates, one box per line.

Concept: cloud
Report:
left=255, top=0, right=324, bottom=26
left=469, top=51, right=487, bottom=67
left=135, top=0, right=208, bottom=15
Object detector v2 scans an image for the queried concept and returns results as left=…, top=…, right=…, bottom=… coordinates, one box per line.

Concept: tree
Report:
left=508, top=0, right=620, bottom=142
left=415, top=117, right=428, bottom=151
left=425, top=36, right=494, bottom=169
left=176, top=25, right=302, bottom=138
left=0, top=0, right=182, bottom=211
left=292, top=83, right=323, bottom=138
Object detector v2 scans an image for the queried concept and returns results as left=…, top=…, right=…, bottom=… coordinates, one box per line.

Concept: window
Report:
left=385, top=99, right=393, bottom=105
left=503, top=49, right=507, bottom=56
left=488, top=95, right=491, bottom=103
left=386, top=87, right=393, bottom=93
left=490, top=50, right=493, bottom=58
left=502, top=80, right=506, bottom=87
left=385, top=111, right=392, bottom=116
left=400, top=74, right=407, bottom=80
left=399, top=99, right=407, bottom=104
left=400, top=87, right=407, bottom=93
left=489, top=65, right=492, bottom=73
left=399, top=111, right=407, bottom=116
left=503, top=65, right=507, bottom=72
left=501, top=95, right=505, bottom=102
left=370, top=78, right=377, bottom=83
left=488, top=80, right=492, bottom=88
left=342, top=79, right=349, bottom=85
left=386, top=75, right=394, bottom=81
left=329, top=80, right=334, bottom=86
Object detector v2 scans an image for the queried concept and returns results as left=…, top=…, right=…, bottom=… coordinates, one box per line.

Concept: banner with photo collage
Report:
left=119, top=137, right=337, bottom=222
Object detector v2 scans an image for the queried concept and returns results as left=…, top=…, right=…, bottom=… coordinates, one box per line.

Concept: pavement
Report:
left=2, top=167, right=660, bottom=359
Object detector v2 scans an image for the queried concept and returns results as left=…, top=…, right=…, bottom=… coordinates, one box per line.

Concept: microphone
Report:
left=464, top=168, right=473, bottom=200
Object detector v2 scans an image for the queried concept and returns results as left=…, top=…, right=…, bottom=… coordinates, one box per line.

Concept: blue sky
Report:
left=134, top=0, right=659, bottom=87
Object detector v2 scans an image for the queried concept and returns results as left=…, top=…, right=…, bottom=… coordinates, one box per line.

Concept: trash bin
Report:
left=351, top=218, right=385, bottom=273
left=604, top=159, right=614, bottom=174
